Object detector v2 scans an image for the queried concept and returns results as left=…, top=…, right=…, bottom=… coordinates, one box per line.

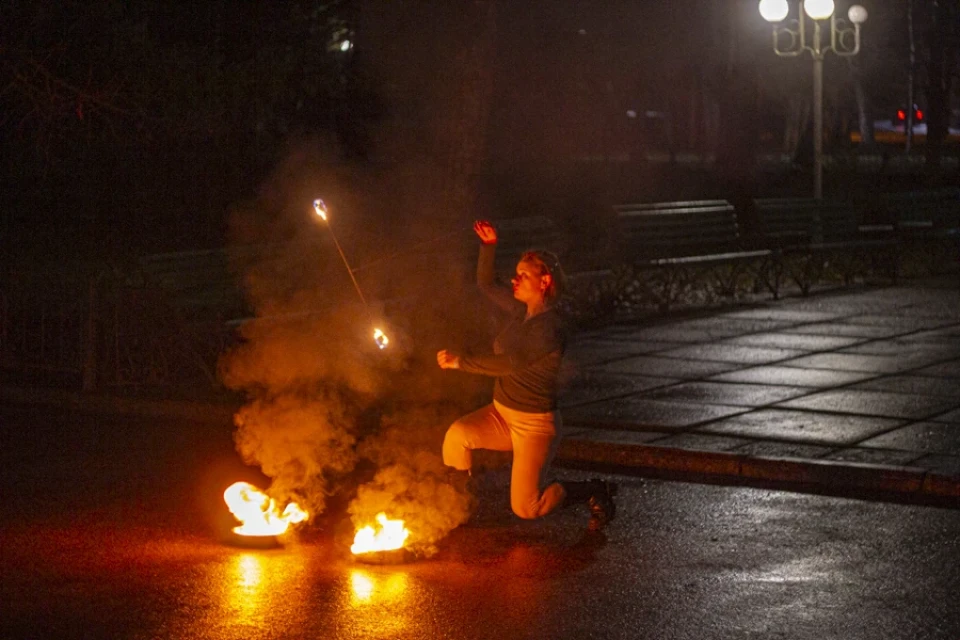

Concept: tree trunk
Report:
left=924, top=0, right=954, bottom=173
left=847, top=59, right=875, bottom=149
left=906, top=0, right=916, bottom=153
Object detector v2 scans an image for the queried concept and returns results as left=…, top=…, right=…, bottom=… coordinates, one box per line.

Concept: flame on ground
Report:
left=351, top=513, right=410, bottom=554
left=223, top=481, right=309, bottom=536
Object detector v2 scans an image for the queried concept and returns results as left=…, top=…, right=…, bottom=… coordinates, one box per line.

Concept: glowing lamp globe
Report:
left=847, top=5, right=868, bottom=24
left=803, top=0, right=835, bottom=21
left=758, top=0, right=789, bottom=22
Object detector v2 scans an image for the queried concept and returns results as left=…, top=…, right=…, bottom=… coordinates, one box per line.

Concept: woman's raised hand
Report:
left=473, top=220, right=497, bottom=245
left=437, top=350, right=460, bottom=369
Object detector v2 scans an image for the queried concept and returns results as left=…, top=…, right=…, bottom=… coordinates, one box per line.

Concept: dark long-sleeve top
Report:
left=458, top=243, right=566, bottom=413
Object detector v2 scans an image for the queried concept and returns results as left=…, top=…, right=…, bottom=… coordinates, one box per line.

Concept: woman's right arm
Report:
left=475, top=220, right=522, bottom=313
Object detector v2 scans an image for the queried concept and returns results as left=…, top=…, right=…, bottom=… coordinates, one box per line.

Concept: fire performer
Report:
left=437, top=220, right=616, bottom=531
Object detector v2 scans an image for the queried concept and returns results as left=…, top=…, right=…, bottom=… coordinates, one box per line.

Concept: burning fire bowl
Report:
left=352, top=548, right=416, bottom=565
left=226, top=532, right=282, bottom=549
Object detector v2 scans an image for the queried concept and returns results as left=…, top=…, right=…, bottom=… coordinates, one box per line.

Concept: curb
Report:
left=556, top=438, right=960, bottom=504
left=3, top=385, right=958, bottom=507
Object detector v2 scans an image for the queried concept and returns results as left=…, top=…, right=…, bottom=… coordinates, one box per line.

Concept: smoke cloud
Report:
left=219, top=139, right=487, bottom=550
left=351, top=405, right=475, bottom=557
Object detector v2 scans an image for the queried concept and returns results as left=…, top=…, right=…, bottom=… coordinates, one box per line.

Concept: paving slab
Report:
left=708, top=365, right=877, bottom=387
left=778, top=352, right=927, bottom=373
left=838, top=340, right=960, bottom=359
left=782, top=322, right=905, bottom=338
left=565, top=338, right=684, bottom=366
left=775, top=389, right=960, bottom=420
left=720, top=332, right=863, bottom=351
left=821, top=448, right=923, bottom=466
left=910, top=359, right=960, bottom=378
left=851, top=375, right=960, bottom=398
left=730, top=440, right=834, bottom=459
left=860, top=421, right=960, bottom=455
left=669, top=317, right=798, bottom=333
left=641, top=381, right=811, bottom=407
left=900, top=328, right=960, bottom=344
left=560, top=428, right=669, bottom=445
left=697, top=408, right=904, bottom=445
left=930, top=408, right=960, bottom=423
left=588, top=355, right=738, bottom=379
left=559, top=372, right=679, bottom=408
left=600, top=327, right=722, bottom=343
left=647, top=432, right=753, bottom=452
left=655, top=344, right=805, bottom=365
left=563, top=397, right=747, bottom=429
left=720, top=309, right=842, bottom=323
left=841, top=314, right=953, bottom=330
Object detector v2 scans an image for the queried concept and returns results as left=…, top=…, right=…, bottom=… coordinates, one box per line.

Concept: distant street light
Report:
left=759, top=0, right=867, bottom=206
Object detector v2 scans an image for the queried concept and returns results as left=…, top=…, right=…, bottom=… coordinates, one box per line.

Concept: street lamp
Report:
left=759, top=0, right=867, bottom=203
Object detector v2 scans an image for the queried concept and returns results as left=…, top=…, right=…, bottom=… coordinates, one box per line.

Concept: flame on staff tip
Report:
left=373, top=328, right=389, bottom=350
left=351, top=513, right=410, bottom=554
left=223, top=482, right=309, bottom=537
left=313, top=198, right=328, bottom=221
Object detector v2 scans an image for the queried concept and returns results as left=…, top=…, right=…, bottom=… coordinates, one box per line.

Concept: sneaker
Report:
left=587, top=480, right=618, bottom=532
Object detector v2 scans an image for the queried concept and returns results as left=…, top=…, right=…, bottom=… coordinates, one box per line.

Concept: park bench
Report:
left=872, top=189, right=960, bottom=274
left=612, top=200, right=772, bottom=308
left=753, top=197, right=897, bottom=295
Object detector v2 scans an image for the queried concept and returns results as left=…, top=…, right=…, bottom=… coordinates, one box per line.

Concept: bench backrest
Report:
left=754, top=198, right=860, bottom=243
left=615, top=200, right=741, bottom=260
left=879, top=189, right=960, bottom=229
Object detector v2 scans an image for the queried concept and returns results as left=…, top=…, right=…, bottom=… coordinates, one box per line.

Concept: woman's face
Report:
left=512, top=260, right=546, bottom=304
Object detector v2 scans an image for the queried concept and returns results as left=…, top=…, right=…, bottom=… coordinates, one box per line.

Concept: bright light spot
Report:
left=223, top=482, right=308, bottom=536
left=803, top=0, right=835, bottom=21
left=351, top=571, right=375, bottom=602
left=237, top=554, right=263, bottom=589
left=340, top=40, right=352, bottom=52
left=351, top=513, right=409, bottom=554
left=758, top=0, right=789, bottom=22
left=373, top=328, right=389, bottom=350
left=578, top=29, right=587, bottom=35
left=847, top=5, right=867, bottom=24
left=626, top=110, right=637, bottom=119
left=313, top=198, right=328, bottom=221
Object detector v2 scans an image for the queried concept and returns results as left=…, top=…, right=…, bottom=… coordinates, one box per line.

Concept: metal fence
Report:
left=0, top=268, right=236, bottom=395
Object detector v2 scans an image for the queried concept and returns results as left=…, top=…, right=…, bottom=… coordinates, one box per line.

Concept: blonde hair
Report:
left=519, top=250, right=565, bottom=302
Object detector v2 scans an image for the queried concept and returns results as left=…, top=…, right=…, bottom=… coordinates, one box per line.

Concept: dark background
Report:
left=1, top=0, right=958, bottom=266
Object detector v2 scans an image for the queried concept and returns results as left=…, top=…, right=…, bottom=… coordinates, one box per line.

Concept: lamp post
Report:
left=759, top=0, right=867, bottom=203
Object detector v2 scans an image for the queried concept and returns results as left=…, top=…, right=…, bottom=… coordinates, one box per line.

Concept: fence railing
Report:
left=0, top=270, right=235, bottom=395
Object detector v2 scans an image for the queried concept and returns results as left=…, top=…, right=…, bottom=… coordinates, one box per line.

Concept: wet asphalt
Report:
left=2, top=405, right=960, bottom=640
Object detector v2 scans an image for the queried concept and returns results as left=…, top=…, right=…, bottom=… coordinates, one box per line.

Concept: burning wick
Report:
left=223, top=481, right=308, bottom=537
left=351, top=513, right=410, bottom=555
left=312, top=197, right=390, bottom=350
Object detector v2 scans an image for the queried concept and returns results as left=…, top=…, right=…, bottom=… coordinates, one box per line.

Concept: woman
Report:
left=437, top=220, right=616, bottom=531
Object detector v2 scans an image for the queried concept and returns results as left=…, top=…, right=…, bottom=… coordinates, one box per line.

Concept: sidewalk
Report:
left=2, top=276, right=958, bottom=505
left=558, top=275, right=960, bottom=504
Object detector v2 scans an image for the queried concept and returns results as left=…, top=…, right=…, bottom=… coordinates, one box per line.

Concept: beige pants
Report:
left=442, top=400, right=566, bottom=519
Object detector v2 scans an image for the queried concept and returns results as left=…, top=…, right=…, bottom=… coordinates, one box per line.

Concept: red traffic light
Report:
left=896, top=107, right=924, bottom=122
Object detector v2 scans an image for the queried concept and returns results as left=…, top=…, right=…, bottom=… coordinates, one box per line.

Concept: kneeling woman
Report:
left=437, top=220, right=616, bottom=531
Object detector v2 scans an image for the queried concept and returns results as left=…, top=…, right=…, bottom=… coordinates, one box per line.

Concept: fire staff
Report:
left=437, top=220, right=616, bottom=531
